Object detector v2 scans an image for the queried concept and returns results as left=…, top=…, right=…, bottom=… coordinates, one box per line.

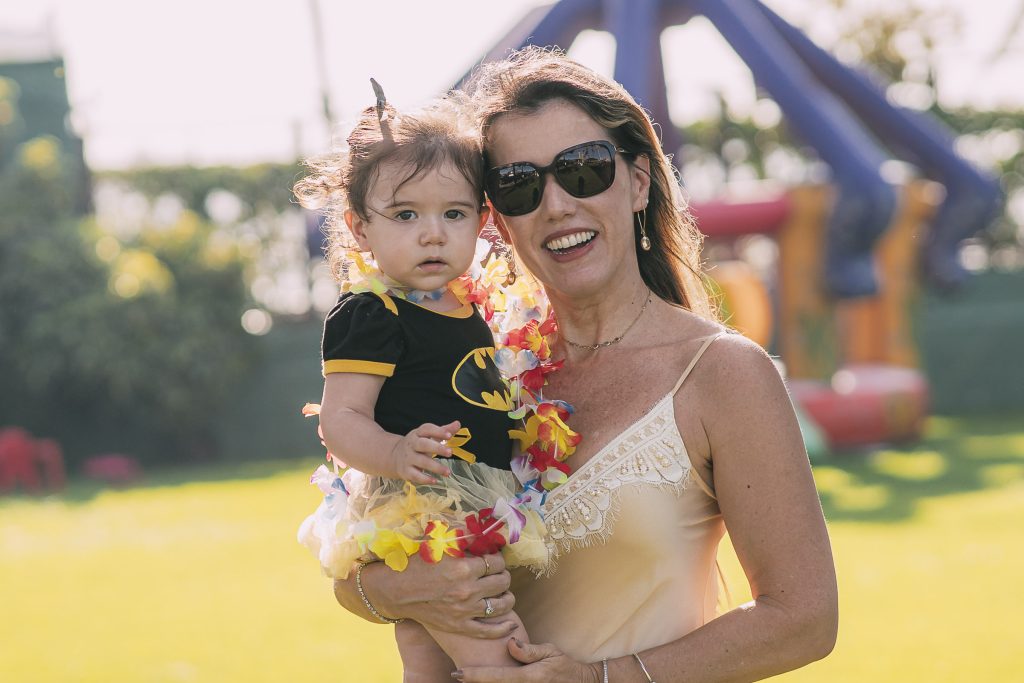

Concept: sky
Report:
left=1, top=0, right=1022, bottom=169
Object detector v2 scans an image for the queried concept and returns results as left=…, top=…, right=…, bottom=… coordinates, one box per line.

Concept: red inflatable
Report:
left=787, top=365, right=929, bottom=449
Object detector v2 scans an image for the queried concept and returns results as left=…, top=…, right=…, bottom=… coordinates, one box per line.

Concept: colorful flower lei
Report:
left=299, top=239, right=578, bottom=573
left=343, top=250, right=448, bottom=303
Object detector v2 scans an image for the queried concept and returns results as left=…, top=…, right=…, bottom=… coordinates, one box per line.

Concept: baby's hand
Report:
left=388, top=421, right=460, bottom=485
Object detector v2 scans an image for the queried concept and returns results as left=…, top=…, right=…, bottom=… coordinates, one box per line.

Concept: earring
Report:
left=637, top=208, right=651, bottom=251
left=505, top=248, right=518, bottom=285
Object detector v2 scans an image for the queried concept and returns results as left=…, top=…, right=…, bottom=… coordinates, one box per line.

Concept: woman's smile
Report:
left=543, top=229, right=598, bottom=261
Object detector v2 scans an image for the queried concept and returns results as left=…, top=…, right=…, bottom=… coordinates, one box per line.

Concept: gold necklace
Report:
left=561, top=292, right=652, bottom=351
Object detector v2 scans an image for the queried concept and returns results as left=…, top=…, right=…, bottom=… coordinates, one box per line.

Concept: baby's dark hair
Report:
left=295, top=92, right=484, bottom=281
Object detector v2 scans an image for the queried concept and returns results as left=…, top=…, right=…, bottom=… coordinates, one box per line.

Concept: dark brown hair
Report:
left=294, top=94, right=484, bottom=281
left=464, top=47, right=714, bottom=319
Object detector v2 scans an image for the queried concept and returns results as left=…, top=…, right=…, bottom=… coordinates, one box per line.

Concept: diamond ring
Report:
left=484, top=597, right=495, bottom=617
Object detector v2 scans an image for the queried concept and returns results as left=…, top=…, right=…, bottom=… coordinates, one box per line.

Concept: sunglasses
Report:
left=485, top=140, right=630, bottom=216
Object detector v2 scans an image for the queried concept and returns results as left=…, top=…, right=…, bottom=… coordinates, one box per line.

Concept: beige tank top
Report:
left=511, top=334, right=725, bottom=662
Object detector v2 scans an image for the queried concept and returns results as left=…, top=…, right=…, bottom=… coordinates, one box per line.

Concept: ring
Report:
left=484, top=597, right=495, bottom=617
left=482, top=556, right=491, bottom=576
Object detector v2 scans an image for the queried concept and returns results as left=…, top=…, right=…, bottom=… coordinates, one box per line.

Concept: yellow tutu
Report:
left=298, top=459, right=550, bottom=579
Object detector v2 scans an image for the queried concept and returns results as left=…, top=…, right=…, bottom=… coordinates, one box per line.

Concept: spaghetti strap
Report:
left=669, top=333, right=723, bottom=396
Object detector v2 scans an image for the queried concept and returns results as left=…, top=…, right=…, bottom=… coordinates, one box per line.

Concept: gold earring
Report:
left=638, top=209, right=651, bottom=251
left=505, top=249, right=518, bottom=285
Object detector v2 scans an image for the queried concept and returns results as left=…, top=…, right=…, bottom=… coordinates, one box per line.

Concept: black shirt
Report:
left=322, top=291, right=514, bottom=470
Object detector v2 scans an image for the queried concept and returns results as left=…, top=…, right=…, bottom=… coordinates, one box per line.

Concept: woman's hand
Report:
left=454, top=639, right=601, bottom=682
left=344, top=551, right=517, bottom=639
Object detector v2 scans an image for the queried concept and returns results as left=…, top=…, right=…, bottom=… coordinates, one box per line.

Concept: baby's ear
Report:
left=344, top=209, right=372, bottom=251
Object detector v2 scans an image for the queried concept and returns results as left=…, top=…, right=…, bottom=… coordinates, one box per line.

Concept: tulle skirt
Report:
left=298, top=459, right=550, bottom=579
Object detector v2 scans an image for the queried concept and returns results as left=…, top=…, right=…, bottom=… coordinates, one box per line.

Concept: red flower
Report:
left=520, top=359, right=563, bottom=391
left=459, top=509, right=507, bottom=556
left=526, top=445, right=571, bottom=475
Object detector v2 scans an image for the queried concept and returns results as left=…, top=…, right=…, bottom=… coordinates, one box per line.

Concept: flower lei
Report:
left=343, top=250, right=448, bottom=303
left=301, top=239, right=579, bottom=572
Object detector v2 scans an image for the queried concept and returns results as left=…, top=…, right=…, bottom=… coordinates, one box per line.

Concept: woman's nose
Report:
left=538, top=172, right=575, bottom=219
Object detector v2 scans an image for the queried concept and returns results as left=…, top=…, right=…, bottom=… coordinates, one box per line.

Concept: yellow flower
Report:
left=509, top=405, right=580, bottom=460
left=369, top=529, right=421, bottom=572
left=345, top=251, right=389, bottom=295
left=508, top=413, right=541, bottom=452
left=482, top=253, right=509, bottom=284
left=417, top=521, right=466, bottom=563
left=536, top=404, right=581, bottom=459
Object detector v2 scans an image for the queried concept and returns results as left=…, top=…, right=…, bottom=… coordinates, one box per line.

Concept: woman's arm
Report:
left=458, top=334, right=838, bottom=682
left=607, top=334, right=837, bottom=680
left=320, top=372, right=454, bottom=483
left=333, top=551, right=520, bottom=638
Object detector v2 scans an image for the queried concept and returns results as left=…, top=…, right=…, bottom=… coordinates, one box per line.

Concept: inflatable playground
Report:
left=465, top=0, right=1002, bottom=455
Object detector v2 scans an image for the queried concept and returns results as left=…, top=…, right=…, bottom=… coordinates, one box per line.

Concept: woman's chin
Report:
left=544, top=271, right=616, bottom=301
left=541, top=256, right=626, bottom=297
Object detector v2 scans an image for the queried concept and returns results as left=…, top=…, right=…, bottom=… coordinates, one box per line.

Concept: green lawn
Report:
left=1, top=416, right=1022, bottom=682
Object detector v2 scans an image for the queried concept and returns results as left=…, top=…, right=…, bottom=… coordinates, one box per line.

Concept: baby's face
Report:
left=350, top=159, right=486, bottom=291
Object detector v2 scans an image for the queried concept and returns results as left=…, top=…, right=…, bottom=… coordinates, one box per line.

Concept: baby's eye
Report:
left=444, top=209, right=467, bottom=220
left=395, top=210, right=417, bottom=221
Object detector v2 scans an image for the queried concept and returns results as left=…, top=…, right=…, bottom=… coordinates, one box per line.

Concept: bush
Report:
left=0, top=138, right=257, bottom=469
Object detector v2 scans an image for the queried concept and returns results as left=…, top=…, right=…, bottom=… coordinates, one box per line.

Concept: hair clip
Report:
left=370, top=78, right=388, bottom=122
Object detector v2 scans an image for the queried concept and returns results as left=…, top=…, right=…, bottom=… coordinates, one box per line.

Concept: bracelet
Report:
left=355, top=561, right=405, bottom=624
left=632, top=653, right=656, bottom=683
left=601, top=658, right=609, bottom=683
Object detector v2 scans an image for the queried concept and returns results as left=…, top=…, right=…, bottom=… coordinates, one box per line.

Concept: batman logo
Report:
left=452, top=347, right=513, bottom=412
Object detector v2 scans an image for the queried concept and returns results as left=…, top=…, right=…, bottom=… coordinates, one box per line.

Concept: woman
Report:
left=333, top=47, right=837, bottom=682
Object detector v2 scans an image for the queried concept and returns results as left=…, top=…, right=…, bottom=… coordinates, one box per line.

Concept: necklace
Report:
left=561, top=291, right=652, bottom=351
left=398, top=285, right=448, bottom=303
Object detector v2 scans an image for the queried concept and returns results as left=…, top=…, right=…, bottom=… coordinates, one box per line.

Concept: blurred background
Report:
left=0, top=0, right=1021, bottom=681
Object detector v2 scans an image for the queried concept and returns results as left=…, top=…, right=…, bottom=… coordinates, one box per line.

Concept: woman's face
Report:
left=486, top=99, right=650, bottom=300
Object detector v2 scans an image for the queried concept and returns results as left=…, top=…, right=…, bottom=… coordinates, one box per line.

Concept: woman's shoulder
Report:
left=663, top=317, right=791, bottom=469
left=675, top=330, right=789, bottom=433
left=661, top=308, right=781, bottom=397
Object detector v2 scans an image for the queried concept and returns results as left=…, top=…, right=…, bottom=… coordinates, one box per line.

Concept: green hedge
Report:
left=0, top=137, right=257, bottom=469
left=917, top=270, right=1024, bottom=414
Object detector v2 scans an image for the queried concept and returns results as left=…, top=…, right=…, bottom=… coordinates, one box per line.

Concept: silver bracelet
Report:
left=601, top=658, right=609, bottom=683
left=633, top=653, right=656, bottom=683
left=354, top=561, right=405, bottom=624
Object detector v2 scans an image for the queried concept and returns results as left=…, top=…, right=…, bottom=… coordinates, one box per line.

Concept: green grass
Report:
left=2, top=416, right=1022, bottom=682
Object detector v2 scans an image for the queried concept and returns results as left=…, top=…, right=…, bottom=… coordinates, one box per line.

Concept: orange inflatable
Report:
left=709, top=260, right=773, bottom=347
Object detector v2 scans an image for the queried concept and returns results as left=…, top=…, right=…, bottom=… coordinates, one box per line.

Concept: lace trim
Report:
left=543, top=394, right=692, bottom=554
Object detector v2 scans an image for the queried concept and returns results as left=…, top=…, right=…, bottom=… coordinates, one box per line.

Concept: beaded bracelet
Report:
left=355, top=561, right=405, bottom=624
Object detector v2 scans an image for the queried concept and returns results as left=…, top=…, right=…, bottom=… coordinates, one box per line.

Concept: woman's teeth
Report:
left=545, top=231, right=596, bottom=253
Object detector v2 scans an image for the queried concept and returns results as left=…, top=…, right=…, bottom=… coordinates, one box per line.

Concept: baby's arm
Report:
left=319, top=372, right=457, bottom=485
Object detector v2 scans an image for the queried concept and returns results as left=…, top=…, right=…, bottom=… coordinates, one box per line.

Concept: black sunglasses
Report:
left=485, top=140, right=630, bottom=216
